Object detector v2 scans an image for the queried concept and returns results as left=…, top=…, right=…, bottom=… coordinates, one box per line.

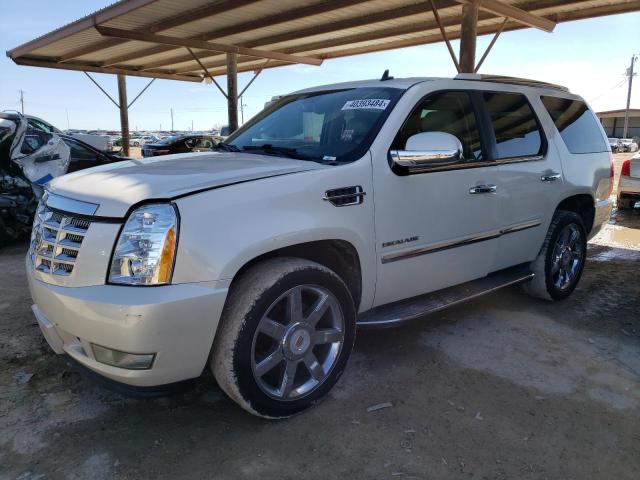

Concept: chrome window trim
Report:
left=381, top=219, right=542, bottom=264
left=45, top=192, right=99, bottom=216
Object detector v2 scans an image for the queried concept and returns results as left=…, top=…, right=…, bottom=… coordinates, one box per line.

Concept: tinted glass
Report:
left=541, top=96, right=608, bottom=154
left=393, top=91, right=483, bottom=161
left=227, top=87, right=402, bottom=163
left=483, top=92, right=542, bottom=159
left=65, top=139, right=98, bottom=160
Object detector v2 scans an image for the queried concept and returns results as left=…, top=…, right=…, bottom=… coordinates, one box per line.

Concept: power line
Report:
left=588, top=77, right=626, bottom=103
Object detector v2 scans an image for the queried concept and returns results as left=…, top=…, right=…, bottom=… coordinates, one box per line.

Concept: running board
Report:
left=357, top=264, right=534, bottom=329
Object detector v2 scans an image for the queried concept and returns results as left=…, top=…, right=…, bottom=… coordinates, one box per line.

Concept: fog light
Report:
left=91, top=344, right=155, bottom=370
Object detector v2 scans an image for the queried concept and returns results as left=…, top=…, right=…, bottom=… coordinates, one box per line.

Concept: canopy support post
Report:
left=459, top=1, right=478, bottom=73
left=117, top=74, right=130, bottom=156
left=227, top=53, right=238, bottom=133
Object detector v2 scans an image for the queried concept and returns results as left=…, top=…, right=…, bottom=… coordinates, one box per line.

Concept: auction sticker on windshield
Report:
left=342, top=99, right=390, bottom=110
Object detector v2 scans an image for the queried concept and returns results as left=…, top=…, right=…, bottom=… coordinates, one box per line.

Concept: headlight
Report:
left=108, top=203, right=178, bottom=285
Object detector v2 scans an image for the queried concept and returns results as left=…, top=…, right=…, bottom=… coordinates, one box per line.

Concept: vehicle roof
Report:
left=291, top=74, right=572, bottom=96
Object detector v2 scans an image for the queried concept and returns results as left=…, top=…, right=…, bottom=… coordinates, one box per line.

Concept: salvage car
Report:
left=141, top=134, right=218, bottom=157
left=617, top=151, right=640, bottom=209
left=1, top=112, right=125, bottom=246
left=608, top=137, right=622, bottom=153
left=27, top=74, right=613, bottom=418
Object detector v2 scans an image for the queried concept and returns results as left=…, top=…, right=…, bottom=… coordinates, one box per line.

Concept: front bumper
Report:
left=27, top=260, right=229, bottom=387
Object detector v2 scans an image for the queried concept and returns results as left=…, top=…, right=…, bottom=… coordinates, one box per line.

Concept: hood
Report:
left=48, top=151, right=324, bottom=217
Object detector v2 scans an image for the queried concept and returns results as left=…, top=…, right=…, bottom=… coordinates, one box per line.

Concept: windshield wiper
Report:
left=213, top=143, right=241, bottom=152
left=241, top=144, right=315, bottom=161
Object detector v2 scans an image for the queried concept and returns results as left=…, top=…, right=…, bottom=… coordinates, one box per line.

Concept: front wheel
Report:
left=524, top=210, right=587, bottom=301
left=211, top=257, right=356, bottom=418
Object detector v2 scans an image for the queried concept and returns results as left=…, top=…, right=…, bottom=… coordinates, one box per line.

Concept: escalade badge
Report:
left=382, top=236, right=419, bottom=248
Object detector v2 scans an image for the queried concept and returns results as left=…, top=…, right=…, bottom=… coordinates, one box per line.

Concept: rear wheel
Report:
left=524, top=210, right=587, bottom=301
left=211, top=257, right=356, bottom=418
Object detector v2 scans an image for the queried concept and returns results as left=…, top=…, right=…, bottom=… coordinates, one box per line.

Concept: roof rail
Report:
left=454, top=73, right=569, bottom=92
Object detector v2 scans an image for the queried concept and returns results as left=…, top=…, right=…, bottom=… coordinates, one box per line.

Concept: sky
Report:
left=0, top=1, right=639, bottom=132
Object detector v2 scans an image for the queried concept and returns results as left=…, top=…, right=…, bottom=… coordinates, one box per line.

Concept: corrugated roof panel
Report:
left=8, top=0, right=640, bottom=82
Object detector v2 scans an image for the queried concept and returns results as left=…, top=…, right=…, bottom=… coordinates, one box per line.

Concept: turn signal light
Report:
left=621, top=159, right=631, bottom=177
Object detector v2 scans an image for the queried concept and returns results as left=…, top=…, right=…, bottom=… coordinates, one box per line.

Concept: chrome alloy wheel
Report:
left=551, top=224, right=584, bottom=291
left=251, top=285, right=344, bottom=401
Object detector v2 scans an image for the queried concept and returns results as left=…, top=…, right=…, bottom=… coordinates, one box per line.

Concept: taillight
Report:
left=621, top=159, right=631, bottom=177
left=609, top=153, right=615, bottom=196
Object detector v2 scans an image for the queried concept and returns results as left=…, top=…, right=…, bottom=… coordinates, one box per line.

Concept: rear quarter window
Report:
left=540, top=96, right=608, bottom=154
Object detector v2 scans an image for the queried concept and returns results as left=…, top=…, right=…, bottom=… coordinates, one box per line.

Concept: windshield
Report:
left=226, top=87, right=403, bottom=163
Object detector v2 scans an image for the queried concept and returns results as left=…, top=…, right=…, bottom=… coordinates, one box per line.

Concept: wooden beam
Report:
left=58, top=0, right=256, bottom=63
left=227, top=53, right=238, bottom=133
left=459, top=2, right=478, bottom=73
left=430, top=0, right=461, bottom=73
left=454, top=0, right=555, bottom=32
left=99, top=0, right=371, bottom=67
left=95, top=26, right=323, bottom=66
left=135, top=0, right=461, bottom=72
left=117, top=74, right=130, bottom=157
left=12, top=57, right=203, bottom=82
left=172, top=9, right=501, bottom=74
left=6, top=0, right=157, bottom=59
left=186, top=47, right=227, bottom=99
left=475, top=17, right=507, bottom=72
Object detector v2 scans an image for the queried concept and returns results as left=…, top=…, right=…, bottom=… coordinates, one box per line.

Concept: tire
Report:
left=524, top=210, right=587, bottom=301
left=211, top=257, right=356, bottom=419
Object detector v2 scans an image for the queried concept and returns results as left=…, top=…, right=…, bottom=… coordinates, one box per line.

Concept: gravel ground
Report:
left=1, top=153, right=638, bottom=479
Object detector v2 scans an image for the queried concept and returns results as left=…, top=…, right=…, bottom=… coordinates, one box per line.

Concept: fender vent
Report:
left=323, top=186, right=366, bottom=207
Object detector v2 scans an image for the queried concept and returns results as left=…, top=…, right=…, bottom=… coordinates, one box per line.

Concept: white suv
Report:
left=27, top=74, right=613, bottom=418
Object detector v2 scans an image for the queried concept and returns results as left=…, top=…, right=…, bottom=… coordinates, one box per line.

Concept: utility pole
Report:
left=170, top=108, right=174, bottom=131
left=240, top=97, right=248, bottom=124
left=19, top=90, right=25, bottom=113
left=66, top=109, right=70, bottom=130
left=623, top=54, right=638, bottom=139
left=191, top=119, right=194, bottom=131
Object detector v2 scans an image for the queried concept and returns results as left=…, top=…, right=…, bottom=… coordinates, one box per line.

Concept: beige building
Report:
left=597, top=109, right=640, bottom=139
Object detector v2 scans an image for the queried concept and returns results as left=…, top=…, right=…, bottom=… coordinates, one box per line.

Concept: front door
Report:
left=371, top=90, right=502, bottom=307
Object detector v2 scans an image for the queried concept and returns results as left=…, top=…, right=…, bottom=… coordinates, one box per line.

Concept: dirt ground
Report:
left=1, top=153, right=639, bottom=480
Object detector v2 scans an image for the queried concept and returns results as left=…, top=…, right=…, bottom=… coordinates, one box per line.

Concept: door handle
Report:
left=541, top=172, right=562, bottom=182
left=469, top=184, right=497, bottom=194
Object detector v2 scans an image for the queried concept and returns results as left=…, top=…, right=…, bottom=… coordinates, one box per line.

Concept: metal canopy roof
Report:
left=7, top=0, right=640, bottom=82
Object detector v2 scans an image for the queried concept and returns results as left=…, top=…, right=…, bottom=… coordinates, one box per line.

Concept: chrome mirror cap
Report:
left=390, top=132, right=463, bottom=174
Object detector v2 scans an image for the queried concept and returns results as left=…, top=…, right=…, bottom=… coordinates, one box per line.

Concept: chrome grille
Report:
left=29, top=201, right=91, bottom=277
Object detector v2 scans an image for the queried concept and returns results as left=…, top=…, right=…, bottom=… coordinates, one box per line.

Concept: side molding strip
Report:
left=381, top=219, right=542, bottom=264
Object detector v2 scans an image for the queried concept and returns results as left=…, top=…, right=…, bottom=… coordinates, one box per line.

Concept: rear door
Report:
left=479, top=90, right=564, bottom=271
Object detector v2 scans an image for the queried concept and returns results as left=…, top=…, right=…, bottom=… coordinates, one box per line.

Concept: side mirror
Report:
left=390, top=132, right=464, bottom=174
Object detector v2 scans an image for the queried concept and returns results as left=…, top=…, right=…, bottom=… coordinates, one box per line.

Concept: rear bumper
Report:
left=618, top=176, right=640, bottom=198
left=27, top=260, right=229, bottom=387
left=589, top=197, right=613, bottom=239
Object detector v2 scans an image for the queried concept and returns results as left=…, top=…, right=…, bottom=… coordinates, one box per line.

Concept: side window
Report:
left=185, top=138, right=196, bottom=148
left=483, top=92, right=543, bottom=159
left=392, top=91, right=483, bottom=161
left=20, top=129, right=51, bottom=155
left=66, top=139, right=97, bottom=160
left=540, top=96, right=608, bottom=154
